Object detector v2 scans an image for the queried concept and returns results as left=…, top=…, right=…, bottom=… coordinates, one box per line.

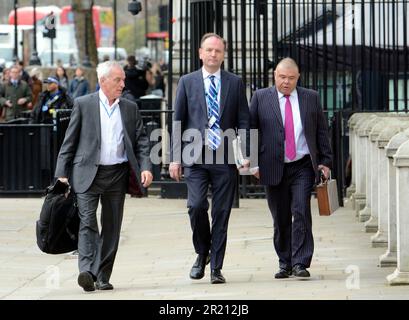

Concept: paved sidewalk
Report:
left=0, top=196, right=408, bottom=300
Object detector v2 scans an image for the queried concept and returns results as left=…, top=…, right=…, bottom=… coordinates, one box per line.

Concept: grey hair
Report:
left=96, top=61, right=123, bottom=81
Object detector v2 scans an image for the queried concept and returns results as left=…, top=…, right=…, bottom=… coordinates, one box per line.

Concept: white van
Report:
left=0, top=45, right=15, bottom=68
left=0, top=24, right=33, bottom=66
left=38, top=49, right=79, bottom=67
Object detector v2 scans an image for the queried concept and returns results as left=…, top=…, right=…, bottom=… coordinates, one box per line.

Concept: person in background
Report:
left=69, top=67, right=89, bottom=99
left=0, top=74, right=5, bottom=121
left=124, top=55, right=149, bottom=101
left=121, top=89, right=137, bottom=104
left=158, top=58, right=168, bottom=72
left=31, top=76, right=73, bottom=124
left=16, top=60, right=32, bottom=87
left=55, top=66, right=69, bottom=90
left=0, top=68, right=9, bottom=121
left=149, top=62, right=165, bottom=97
left=0, top=66, right=32, bottom=121
left=28, top=68, right=43, bottom=110
left=1, top=68, right=10, bottom=83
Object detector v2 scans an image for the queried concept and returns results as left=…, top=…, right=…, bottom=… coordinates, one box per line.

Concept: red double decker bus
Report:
left=9, top=5, right=114, bottom=48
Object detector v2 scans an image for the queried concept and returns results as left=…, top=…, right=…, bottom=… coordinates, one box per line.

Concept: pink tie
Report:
left=284, top=95, right=296, bottom=160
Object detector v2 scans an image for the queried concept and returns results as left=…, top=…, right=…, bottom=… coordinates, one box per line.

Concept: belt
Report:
left=284, top=154, right=310, bottom=166
left=98, top=162, right=128, bottom=169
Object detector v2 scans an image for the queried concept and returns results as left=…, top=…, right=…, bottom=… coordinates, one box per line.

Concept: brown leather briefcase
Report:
left=316, top=178, right=340, bottom=216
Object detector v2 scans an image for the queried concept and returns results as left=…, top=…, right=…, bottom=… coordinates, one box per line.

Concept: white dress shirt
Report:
left=277, top=89, right=310, bottom=163
left=98, top=90, right=128, bottom=165
left=202, top=67, right=221, bottom=114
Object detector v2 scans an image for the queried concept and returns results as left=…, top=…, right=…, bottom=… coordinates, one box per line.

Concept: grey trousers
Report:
left=75, top=162, right=128, bottom=282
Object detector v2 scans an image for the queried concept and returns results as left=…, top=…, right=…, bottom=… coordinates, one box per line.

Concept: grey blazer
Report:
left=54, top=92, right=151, bottom=193
left=249, top=86, right=332, bottom=186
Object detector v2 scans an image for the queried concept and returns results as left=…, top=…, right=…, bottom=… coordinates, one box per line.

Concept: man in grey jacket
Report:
left=55, top=61, right=153, bottom=292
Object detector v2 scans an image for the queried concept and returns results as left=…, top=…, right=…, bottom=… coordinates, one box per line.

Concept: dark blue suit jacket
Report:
left=171, top=69, right=250, bottom=166
left=249, top=86, right=332, bottom=185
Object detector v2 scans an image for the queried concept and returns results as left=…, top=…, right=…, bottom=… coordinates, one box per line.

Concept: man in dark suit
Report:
left=169, top=33, right=250, bottom=284
left=55, top=61, right=153, bottom=292
left=249, top=57, right=332, bottom=278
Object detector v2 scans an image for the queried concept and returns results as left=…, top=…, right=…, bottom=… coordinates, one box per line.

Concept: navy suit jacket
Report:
left=249, top=86, right=332, bottom=185
left=171, top=69, right=250, bottom=166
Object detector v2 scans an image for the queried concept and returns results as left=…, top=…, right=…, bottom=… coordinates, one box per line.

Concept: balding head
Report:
left=275, top=57, right=299, bottom=73
left=274, top=57, right=300, bottom=95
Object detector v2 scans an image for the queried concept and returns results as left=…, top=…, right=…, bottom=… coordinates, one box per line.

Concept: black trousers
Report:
left=76, top=162, right=128, bottom=282
left=265, top=156, right=315, bottom=270
left=184, top=164, right=237, bottom=270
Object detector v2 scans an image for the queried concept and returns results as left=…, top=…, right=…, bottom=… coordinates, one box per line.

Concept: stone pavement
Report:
left=0, top=196, right=408, bottom=300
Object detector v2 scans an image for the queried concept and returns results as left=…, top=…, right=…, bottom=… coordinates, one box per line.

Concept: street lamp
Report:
left=144, top=0, right=148, bottom=47
left=82, top=0, right=94, bottom=67
left=113, top=0, right=117, bottom=60
left=13, top=0, right=19, bottom=62
left=29, top=0, right=41, bottom=65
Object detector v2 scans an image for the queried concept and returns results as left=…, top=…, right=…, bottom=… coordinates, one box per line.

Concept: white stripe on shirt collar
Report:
left=202, top=67, right=221, bottom=81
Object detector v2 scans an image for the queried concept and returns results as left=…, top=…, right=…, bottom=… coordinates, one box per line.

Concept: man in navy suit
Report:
left=170, top=33, right=250, bottom=284
left=250, top=58, right=332, bottom=278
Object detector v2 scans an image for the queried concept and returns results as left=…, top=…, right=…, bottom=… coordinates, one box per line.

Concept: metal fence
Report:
left=0, top=124, right=54, bottom=195
left=0, top=107, right=176, bottom=195
left=169, top=0, right=409, bottom=113
left=166, top=0, right=409, bottom=199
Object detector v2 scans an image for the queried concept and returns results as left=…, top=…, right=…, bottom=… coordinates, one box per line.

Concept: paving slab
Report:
left=0, top=196, right=408, bottom=300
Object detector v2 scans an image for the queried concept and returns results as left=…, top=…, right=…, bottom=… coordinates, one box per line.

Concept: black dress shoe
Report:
left=95, top=281, right=114, bottom=290
left=210, top=269, right=226, bottom=284
left=190, top=254, right=210, bottom=280
left=77, top=271, right=95, bottom=292
left=274, top=268, right=292, bottom=279
left=292, top=264, right=310, bottom=278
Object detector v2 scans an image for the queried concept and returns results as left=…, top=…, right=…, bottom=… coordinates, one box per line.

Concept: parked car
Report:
left=38, top=49, right=79, bottom=67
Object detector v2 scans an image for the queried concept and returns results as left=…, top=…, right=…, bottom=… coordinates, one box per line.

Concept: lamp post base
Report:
left=29, top=51, right=42, bottom=66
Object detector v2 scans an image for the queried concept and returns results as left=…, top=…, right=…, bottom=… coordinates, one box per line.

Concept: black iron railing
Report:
left=166, top=0, right=409, bottom=200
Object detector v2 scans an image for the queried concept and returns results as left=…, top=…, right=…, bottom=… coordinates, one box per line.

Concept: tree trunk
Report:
left=71, top=0, right=98, bottom=67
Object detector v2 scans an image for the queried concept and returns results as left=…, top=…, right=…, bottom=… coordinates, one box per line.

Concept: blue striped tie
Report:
left=207, top=75, right=221, bottom=150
